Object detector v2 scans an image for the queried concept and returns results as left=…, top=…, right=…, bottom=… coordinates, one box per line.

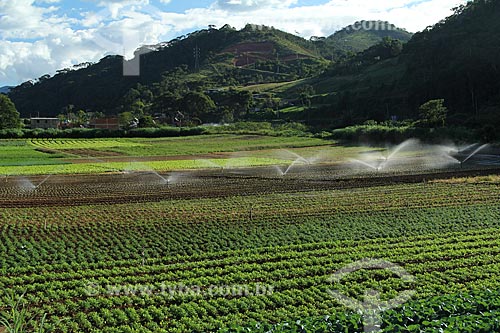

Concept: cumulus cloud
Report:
left=0, top=0, right=70, bottom=39
left=0, top=0, right=173, bottom=85
left=0, top=32, right=102, bottom=85
left=0, top=0, right=466, bottom=86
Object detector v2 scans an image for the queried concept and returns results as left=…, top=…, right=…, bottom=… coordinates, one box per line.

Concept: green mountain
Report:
left=276, top=0, right=500, bottom=129
left=9, top=25, right=324, bottom=117
left=11, top=0, right=498, bottom=132
left=317, top=20, right=412, bottom=56
left=9, top=22, right=409, bottom=118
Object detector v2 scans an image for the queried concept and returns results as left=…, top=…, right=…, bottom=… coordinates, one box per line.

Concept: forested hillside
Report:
left=8, top=23, right=411, bottom=121
left=302, top=0, right=500, bottom=129
left=11, top=0, right=499, bottom=133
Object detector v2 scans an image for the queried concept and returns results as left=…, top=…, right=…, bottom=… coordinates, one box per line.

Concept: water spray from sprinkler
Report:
left=35, top=174, right=53, bottom=189
left=461, top=144, right=489, bottom=167
left=350, top=139, right=419, bottom=173
left=444, top=143, right=490, bottom=169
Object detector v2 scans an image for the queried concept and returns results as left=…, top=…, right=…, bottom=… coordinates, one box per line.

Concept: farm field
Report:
left=0, top=136, right=500, bottom=332
left=0, top=141, right=67, bottom=167
left=0, top=136, right=371, bottom=176
left=28, top=135, right=331, bottom=158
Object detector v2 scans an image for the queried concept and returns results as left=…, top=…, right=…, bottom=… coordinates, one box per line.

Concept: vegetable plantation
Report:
left=0, top=137, right=500, bottom=332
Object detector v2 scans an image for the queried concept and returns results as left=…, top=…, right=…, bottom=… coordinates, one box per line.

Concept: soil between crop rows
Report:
left=1, top=165, right=499, bottom=208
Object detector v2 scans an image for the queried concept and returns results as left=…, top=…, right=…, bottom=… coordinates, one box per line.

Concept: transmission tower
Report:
left=193, top=45, right=201, bottom=72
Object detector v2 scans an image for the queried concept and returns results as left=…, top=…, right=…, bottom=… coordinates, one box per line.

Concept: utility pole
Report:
left=193, top=45, right=200, bottom=72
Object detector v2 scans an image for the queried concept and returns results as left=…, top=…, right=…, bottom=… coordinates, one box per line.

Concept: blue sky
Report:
left=0, top=0, right=465, bottom=87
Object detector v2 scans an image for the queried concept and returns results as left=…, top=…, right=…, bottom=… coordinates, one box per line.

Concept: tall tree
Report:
left=418, top=99, right=448, bottom=127
left=0, top=94, right=21, bottom=129
left=181, top=92, right=216, bottom=122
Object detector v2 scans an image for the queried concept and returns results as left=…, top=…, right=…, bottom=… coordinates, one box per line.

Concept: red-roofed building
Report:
left=89, top=117, right=120, bottom=130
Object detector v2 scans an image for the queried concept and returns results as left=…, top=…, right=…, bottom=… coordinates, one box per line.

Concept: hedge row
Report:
left=0, top=122, right=312, bottom=139
left=330, top=125, right=480, bottom=143
left=0, top=127, right=206, bottom=139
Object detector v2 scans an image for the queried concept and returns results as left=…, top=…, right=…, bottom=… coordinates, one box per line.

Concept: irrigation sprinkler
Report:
left=349, top=140, right=415, bottom=173
left=446, top=143, right=490, bottom=169
left=274, top=156, right=312, bottom=178
left=152, top=171, right=169, bottom=185
left=348, top=139, right=484, bottom=174
left=125, top=161, right=174, bottom=186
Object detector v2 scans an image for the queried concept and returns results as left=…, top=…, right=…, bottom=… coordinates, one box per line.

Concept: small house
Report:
left=30, top=118, right=60, bottom=129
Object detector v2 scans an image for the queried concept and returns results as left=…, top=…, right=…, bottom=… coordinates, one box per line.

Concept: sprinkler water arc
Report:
left=447, top=143, right=490, bottom=169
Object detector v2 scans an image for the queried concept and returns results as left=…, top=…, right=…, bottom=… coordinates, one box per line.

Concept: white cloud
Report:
left=0, top=0, right=172, bottom=85
left=0, top=0, right=466, bottom=86
left=0, top=0, right=70, bottom=39
left=0, top=32, right=101, bottom=85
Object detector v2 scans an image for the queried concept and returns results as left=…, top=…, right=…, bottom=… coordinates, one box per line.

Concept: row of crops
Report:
left=29, top=139, right=145, bottom=150
left=1, top=182, right=500, bottom=268
left=0, top=140, right=67, bottom=167
left=222, top=288, right=500, bottom=332
left=1, top=229, right=500, bottom=332
left=28, top=136, right=330, bottom=157
left=1, top=137, right=332, bottom=176
left=1, top=179, right=500, bottom=331
left=1, top=168, right=498, bottom=205
left=1, top=201, right=499, bottom=269
left=0, top=158, right=287, bottom=176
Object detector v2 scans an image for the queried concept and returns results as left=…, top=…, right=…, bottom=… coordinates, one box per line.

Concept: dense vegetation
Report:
left=305, top=0, right=500, bottom=130
left=0, top=94, right=21, bottom=130
left=0, top=121, right=318, bottom=140
left=8, top=22, right=411, bottom=124
left=5, top=1, right=499, bottom=138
